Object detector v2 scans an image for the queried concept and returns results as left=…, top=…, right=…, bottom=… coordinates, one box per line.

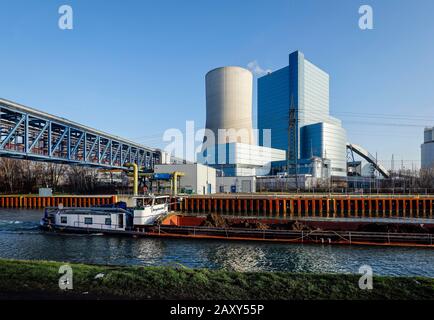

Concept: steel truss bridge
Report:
left=0, top=98, right=160, bottom=170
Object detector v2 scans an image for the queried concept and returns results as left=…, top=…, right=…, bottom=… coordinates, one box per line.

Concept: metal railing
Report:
left=155, top=224, right=434, bottom=245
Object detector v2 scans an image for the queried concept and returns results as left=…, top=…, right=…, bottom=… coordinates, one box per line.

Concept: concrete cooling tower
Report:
left=205, top=66, right=253, bottom=145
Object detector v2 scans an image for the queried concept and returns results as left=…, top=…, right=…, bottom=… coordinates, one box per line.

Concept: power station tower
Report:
left=204, top=66, right=253, bottom=145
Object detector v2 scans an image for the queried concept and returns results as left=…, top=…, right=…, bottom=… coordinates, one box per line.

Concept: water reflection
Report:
left=207, top=244, right=267, bottom=272
left=132, top=238, right=166, bottom=264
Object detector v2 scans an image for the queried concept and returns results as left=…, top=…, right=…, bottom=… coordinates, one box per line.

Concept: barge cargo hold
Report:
left=149, top=214, right=434, bottom=247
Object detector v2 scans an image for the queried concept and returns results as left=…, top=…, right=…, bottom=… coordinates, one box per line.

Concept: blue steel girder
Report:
left=0, top=113, right=25, bottom=148
left=111, top=142, right=121, bottom=166
left=0, top=98, right=160, bottom=170
left=70, top=129, right=85, bottom=159
left=50, top=124, right=69, bottom=157
left=99, top=138, right=111, bottom=165
left=28, top=121, right=49, bottom=152
left=85, top=134, right=98, bottom=162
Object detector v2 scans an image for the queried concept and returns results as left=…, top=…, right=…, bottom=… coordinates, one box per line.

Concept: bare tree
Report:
left=418, top=167, right=434, bottom=189
left=0, top=158, right=21, bottom=193
left=41, top=163, right=67, bottom=190
left=20, top=160, right=44, bottom=193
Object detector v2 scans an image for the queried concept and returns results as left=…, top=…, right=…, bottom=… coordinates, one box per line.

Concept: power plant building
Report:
left=300, top=122, right=347, bottom=176
left=204, top=66, right=254, bottom=145
left=422, top=127, right=434, bottom=169
left=200, top=66, right=286, bottom=177
left=258, top=51, right=347, bottom=177
left=198, top=142, right=286, bottom=176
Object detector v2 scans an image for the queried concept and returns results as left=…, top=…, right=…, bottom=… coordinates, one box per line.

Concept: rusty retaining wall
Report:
left=0, top=195, right=117, bottom=209
left=171, top=195, right=434, bottom=219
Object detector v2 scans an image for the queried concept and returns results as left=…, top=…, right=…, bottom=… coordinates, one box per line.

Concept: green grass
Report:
left=0, top=259, right=433, bottom=300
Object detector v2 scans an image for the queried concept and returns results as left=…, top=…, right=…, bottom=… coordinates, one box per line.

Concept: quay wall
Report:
left=171, top=195, right=434, bottom=219
left=0, top=195, right=117, bottom=209
left=2, top=193, right=434, bottom=220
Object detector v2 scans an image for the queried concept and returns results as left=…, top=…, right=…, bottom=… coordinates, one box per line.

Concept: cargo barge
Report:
left=39, top=196, right=434, bottom=248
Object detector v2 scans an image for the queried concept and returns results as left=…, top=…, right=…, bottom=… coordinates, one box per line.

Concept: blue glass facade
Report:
left=300, top=122, right=347, bottom=176
left=258, top=51, right=347, bottom=177
left=258, top=66, right=289, bottom=152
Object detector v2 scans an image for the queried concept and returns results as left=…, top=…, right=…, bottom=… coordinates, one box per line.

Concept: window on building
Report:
left=118, top=214, right=124, bottom=228
left=105, top=218, right=111, bottom=225
left=60, top=216, right=67, bottom=224
left=84, top=217, right=93, bottom=225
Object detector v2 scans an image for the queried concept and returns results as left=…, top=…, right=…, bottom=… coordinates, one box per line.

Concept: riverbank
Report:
left=0, top=259, right=433, bottom=300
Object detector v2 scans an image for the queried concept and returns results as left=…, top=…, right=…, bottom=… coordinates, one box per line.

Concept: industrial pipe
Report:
left=172, top=171, right=185, bottom=196
left=124, top=163, right=139, bottom=196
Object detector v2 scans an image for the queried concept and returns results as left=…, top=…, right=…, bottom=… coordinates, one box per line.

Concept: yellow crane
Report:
left=123, top=164, right=184, bottom=196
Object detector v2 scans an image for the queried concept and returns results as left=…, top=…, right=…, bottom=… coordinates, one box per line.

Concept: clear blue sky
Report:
left=1, top=0, right=434, bottom=170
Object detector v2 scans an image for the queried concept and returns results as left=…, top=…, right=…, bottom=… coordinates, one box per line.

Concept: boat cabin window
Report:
left=84, top=217, right=93, bottom=225
left=136, top=198, right=153, bottom=208
left=60, top=216, right=67, bottom=224
left=154, top=197, right=168, bottom=205
left=105, top=218, right=111, bottom=225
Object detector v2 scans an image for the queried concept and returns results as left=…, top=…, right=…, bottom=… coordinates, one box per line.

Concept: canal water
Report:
left=1, top=209, right=434, bottom=277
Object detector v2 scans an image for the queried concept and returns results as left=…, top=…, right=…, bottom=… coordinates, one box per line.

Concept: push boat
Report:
left=40, top=195, right=170, bottom=234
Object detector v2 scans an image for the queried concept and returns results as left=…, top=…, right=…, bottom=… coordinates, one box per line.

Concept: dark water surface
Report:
left=1, top=209, right=434, bottom=276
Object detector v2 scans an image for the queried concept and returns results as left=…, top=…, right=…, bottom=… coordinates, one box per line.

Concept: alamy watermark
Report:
left=358, top=265, right=373, bottom=290
left=58, top=264, right=73, bottom=290
left=58, top=5, right=73, bottom=30
left=359, top=5, right=374, bottom=30
left=162, top=121, right=273, bottom=165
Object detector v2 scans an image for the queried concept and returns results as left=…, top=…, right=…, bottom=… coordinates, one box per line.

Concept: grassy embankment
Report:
left=0, top=259, right=433, bottom=300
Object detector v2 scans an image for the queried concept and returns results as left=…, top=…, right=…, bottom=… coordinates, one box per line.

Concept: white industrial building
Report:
left=154, top=163, right=216, bottom=195
left=422, top=127, right=434, bottom=169
left=198, top=142, right=286, bottom=176
left=362, top=163, right=375, bottom=177
left=217, top=176, right=256, bottom=193
left=299, top=122, right=347, bottom=177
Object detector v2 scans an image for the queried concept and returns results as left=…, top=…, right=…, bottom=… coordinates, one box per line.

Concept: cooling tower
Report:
left=205, top=66, right=253, bottom=145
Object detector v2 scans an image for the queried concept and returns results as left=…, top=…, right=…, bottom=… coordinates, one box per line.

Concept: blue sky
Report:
left=1, top=0, right=434, bottom=170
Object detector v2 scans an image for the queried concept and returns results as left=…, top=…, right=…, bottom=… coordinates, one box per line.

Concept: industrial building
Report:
left=217, top=176, right=256, bottom=193
left=193, top=52, right=389, bottom=193
left=154, top=163, right=216, bottom=195
left=258, top=51, right=347, bottom=177
left=204, top=66, right=254, bottom=145
left=198, top=142, right=286, bottom=176
left=422, top=127, right=434, bottom=169
left=200, top=66, right=286, bottom=177
left=299, top=122, right=347, bottom=177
